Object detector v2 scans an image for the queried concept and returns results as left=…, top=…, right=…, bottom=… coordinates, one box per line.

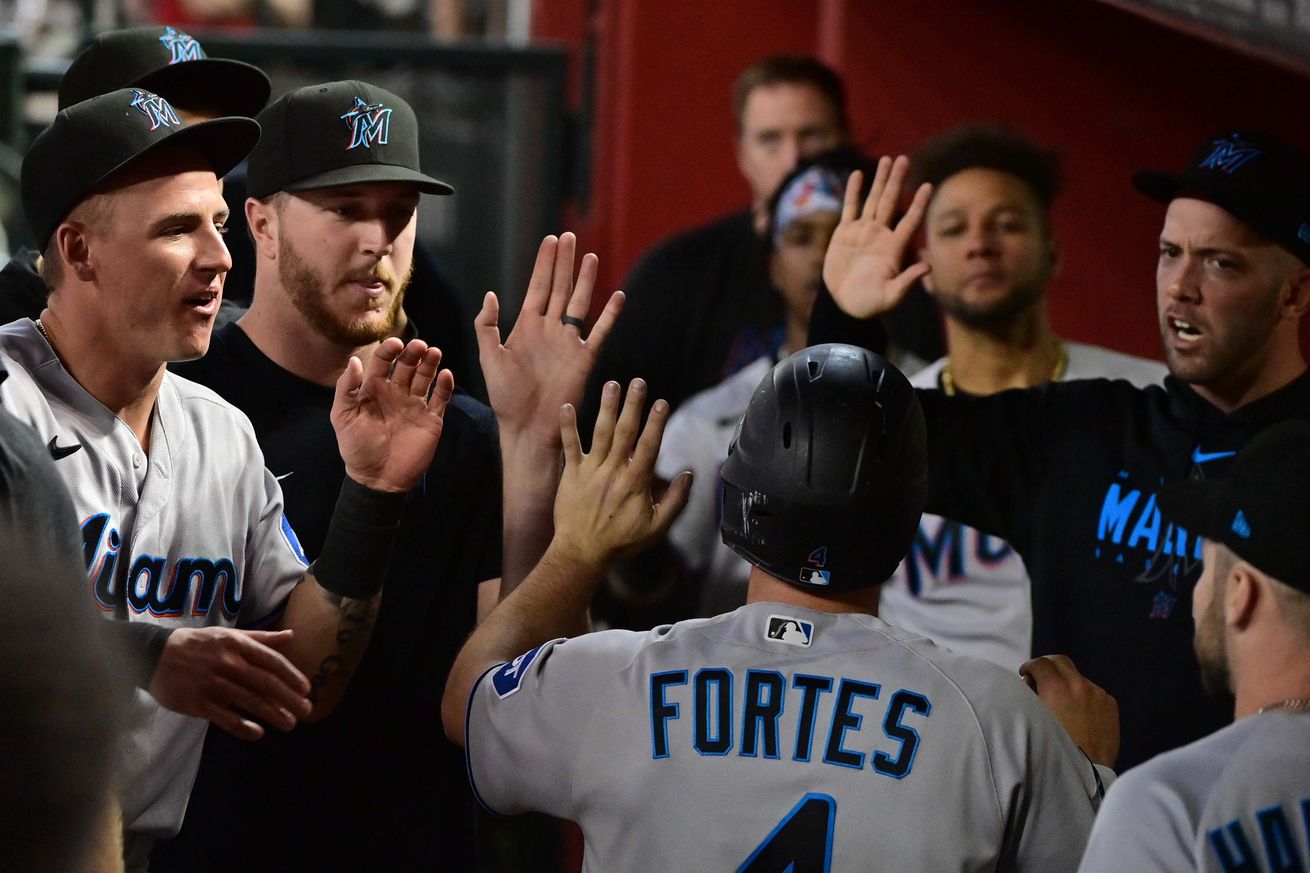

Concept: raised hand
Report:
left=1020, top=654, right=1121, bottom=767
left=148, top=627, right=313, bottom=741
left=822, top=154, right=934, bottom=319
left=331, top=337, right=456, bottom=493
left=476, top=232, right=624, bottom=445
left=552, top=379, right=692, bottom=572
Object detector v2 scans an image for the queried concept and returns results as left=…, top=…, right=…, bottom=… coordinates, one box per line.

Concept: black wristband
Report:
left=102, top=621, right=174, bottom=689
left=310, top=477, right=407, bottom=599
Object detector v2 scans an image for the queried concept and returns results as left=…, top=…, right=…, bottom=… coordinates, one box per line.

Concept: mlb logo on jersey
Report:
left=766, top=615, right=814, bottom=647
left=492, top=646, right=541, bottom=699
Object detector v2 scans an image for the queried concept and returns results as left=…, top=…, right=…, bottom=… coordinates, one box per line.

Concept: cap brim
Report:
left=1157, top=479, right=1225, bottom=542
left=282, top=163, right=454, bottom=196
left=134, top=59, right=271, bottom=118
left=1132, top=169, right=1179, bottom=204
left=93, top=115, right=260, bottom=195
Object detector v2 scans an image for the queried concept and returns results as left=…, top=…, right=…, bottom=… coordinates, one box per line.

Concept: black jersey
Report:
left=812, top=289, right=1310, bottom=769
left=153, top=322, right=502, bottom=872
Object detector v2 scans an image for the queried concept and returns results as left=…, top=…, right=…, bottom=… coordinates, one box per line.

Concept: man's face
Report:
left=1193, top=539, right=1234, bottom=703
left=273, top=182, right=420, bottom=346
left=736, top=84, right=844, bottom=207
left=1157, top=198, right=1290, bottom=394
left=84, top=153, right=231, bottom=364
left=770, top=209, right=840, bottom=323
left=919, top=168, right=1055, bottom=328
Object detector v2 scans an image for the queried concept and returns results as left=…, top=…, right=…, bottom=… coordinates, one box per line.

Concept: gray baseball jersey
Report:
left=465, top=601, right=1107, bottom=872
left=0, top=320, right=306, bottom=836
left=1077, top=711, right=1310, bottom=873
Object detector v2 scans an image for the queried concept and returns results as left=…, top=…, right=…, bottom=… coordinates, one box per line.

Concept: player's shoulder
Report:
left=162, top=368, right=262, bottom=443
left=1063, top=341, right=1167, bottom=388
left=444, top=390, right=497, bottom=438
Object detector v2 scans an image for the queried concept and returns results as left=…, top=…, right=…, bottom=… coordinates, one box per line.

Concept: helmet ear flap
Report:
left=719, top=344, right=927, bottom=592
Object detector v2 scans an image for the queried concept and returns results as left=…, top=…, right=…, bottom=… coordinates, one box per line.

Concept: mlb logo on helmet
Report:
left=158, top=26, right=203, bottom=64
left=799, top=546, right=831, bottom=586
left=342, top=96, right=393, bottom=151
left=130, top=89, right=179, bottom=131
left=766, top=615, right=814, bottom=647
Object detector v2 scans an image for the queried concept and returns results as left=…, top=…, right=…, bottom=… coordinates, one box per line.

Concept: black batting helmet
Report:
left=720, top=344, right=927, bottom=591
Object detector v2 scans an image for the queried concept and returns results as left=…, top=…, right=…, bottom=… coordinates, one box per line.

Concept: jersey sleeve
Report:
left=973, top=674, right=1105, bottom=872
left=464, top=632, right=639, bottom=820
left=655, top=408, right=719, bottom=573
left=238, top=466, right=309, bottom=627
left=1075, top=767, right=1193, bottom=873
left=917, top=382, right=1078, bottom=551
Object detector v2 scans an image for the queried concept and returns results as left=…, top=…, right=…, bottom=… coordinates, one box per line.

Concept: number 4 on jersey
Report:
left=737, top=793, right=835, bottom=873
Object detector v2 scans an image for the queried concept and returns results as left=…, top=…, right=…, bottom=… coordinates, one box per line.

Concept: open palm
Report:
left=822, top=155, right=934, bottom=319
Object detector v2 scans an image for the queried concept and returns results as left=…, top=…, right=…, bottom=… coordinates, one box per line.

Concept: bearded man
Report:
left=155, top=80, right=623, bottom=872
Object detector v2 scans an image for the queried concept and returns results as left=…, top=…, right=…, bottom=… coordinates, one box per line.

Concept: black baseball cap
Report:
left=23, top=88, right=259, bottom=248
left=59, top=26, right=270, bottom=117
left=1134, top=130, right=1310, bottom=266
left=1158, top=420, right=1310, bottom=594
left=246, top=80, right=453, bottom=199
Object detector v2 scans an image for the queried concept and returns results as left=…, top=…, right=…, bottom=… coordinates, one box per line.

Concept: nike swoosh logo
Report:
left=275, top=471, right=294, bottom=481
left=1192, top=447, right=1237, bottom=465
left=47, top=436, right=82, bottom=461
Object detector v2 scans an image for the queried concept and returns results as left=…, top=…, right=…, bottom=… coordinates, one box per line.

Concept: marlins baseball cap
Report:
left=22, top=88, right=259, bottom=248
left=1134, top=130, right=1310, bottom=266
left=246, top=80, right=453, bottom=199
left=1158, top=420, right=1310, bottom=594
left=59, top=26, right=270, bottom=117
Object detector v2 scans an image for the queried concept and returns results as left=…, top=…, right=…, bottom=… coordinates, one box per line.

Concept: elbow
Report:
left=441, top=680, right=468, bottom=747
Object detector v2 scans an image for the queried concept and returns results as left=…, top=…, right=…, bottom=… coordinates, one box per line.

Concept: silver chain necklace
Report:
left=1257, top=698, right=1310, bottom=715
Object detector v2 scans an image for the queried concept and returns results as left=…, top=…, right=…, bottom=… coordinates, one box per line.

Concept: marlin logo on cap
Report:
left=158, top=26, right=203, bottom=64
left=1199, top=134, right=1261, bottom=175
left=341, top=97, right=392, bottom=151
left=130, top=90, right=180, bottom=131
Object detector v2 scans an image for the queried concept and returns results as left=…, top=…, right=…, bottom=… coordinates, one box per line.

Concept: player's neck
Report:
left=240, top=284, right=381, bottom=388
left=1188, top=338, right=1307, bottom=414
left=943, top=303, right=1062, bottom=395
left=745, top=567, right=880, bottom=615
left=1231, top=631, right=1310, bottom=720
left=38, top=304, right=163, bottom=449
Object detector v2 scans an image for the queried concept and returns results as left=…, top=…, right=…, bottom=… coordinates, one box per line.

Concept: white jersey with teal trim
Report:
left=880, top=343, right=1168, bottom=670
left=0, top=319, right=306, bottom=837
left=465, top=601, right=1107, bottom=872
left=1077, top=711, right=1310, bottom=873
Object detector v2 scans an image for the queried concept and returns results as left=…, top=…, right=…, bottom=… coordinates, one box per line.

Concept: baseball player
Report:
left=1077, top=419, right=1310, bottom=872
left=9, top=88, right=453, bottom=868
left=652, top=148, right=875, bottom=618
left=444, top=344, right=1117, bottom=871
left=153, top=80, right=622, bottom=872
left=0, top=25, right=269, bottom=326
left=816, top=134, right=1310, bottom=768
left=879, top=125, right=1165, bottom=672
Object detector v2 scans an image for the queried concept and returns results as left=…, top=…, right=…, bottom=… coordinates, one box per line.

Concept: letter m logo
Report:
left=341, top=97, right=393, bottom=151
left=1199, top=135, right=1261, bottom=174
left=130, top=90, right=180, bottom=131
left=158, top=26, right=203, bottom=64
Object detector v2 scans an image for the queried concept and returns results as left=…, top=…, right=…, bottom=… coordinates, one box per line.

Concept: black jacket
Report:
left=812, top=288, right=1310, bottom=768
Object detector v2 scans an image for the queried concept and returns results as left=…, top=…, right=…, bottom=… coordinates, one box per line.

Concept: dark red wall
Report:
left=537, top=0, right=1310, bottom=360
